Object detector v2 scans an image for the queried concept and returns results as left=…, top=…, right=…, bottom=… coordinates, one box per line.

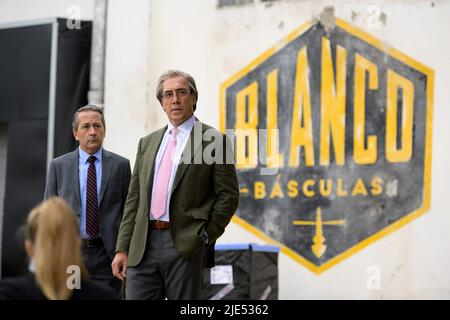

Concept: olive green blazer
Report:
left=116, top=121, right=239, bottom=267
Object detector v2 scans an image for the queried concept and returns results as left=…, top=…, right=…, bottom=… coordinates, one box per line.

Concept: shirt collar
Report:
left=167, top=114, right=195, bottom=135
left=79, top=147, right=103, bottom=164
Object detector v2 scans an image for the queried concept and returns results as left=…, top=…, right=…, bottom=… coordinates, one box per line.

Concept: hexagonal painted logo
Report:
left=220, top=19, right=434, bottom=274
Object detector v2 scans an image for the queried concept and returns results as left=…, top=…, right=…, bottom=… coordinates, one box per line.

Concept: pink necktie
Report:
left=151, top=127, right=177, bottom=220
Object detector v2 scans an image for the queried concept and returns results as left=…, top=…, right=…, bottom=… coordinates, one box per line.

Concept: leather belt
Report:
left=82, top=237, right=103, bottom=248
left=150, top=220, right=170, bottom=230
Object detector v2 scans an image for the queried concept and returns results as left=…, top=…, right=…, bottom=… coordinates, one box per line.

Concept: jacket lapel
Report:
left=70, top=150, right=82, bottom=215
left=99, top=149, right=112, bottom=205
left=171, top=121, right=204, bottom=195
left=144, top=127, right=166, bottom=198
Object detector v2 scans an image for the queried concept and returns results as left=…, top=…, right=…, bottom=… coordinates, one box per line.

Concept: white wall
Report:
left=103, top=0, right=152, bottom=165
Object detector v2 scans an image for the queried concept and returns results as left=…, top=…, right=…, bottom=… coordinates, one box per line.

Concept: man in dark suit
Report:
left=44, top=105, right=131, bottom=296
left=112, top=70, right=239, bottom=300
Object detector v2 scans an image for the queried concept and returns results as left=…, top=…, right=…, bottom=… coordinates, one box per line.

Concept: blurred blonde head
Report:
left=25, top=197, right=88, bottom=300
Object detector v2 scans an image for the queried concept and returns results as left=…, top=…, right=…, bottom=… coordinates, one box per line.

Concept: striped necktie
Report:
left=86, top=155, right=99, bottom=239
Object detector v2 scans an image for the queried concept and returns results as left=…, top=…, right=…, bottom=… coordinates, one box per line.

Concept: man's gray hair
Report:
left=72, top=105, right=105, bottom=130
left=156, top=70, right=198, bottom=111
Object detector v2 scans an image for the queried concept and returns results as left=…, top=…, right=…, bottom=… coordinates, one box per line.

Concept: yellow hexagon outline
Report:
left=219, top=18, right=435, bottom=275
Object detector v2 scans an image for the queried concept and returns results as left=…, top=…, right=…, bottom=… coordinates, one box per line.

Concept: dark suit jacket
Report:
left=44, top=148, right=131, bottom=260
left=0, top=273, right=117, bottom=300
left=116, top=121, right=239, bottom=268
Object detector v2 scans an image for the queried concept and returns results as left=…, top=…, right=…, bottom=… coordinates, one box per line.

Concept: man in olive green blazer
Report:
left=112, top=70, right=239, bottom=300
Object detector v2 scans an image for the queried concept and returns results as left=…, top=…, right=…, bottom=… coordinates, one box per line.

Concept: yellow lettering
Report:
left=371, top=177, right=383, bottom=195
left=354, top=54, right=378, bottom=164
left=289, top=47, right=315, bottom=167
left=235, top=81, right=259, bottom=169
left=302, top=179, right=315, bottom=197
left=386, top=69, right=414, bottom=163
left=319, top=179, right=333, bottom=196
left=287, top=180, right=299, bottom=198
left=254, top=181, right=266, bottom=199
left=267, top=69, right=284, bottom=168
left=351, top=178, right=368, bottom=196
left=320, top=37, right=346, bottom=166
left=269, top=178, right=284, bottom=199
left=337, top=178, right=348, bottom=196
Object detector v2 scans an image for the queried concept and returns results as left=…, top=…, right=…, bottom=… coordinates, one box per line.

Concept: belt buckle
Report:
left=151, top=220, right=169, bottom=230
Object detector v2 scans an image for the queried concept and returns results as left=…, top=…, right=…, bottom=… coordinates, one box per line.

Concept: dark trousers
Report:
left=125, top=229, right=205, bottom=300
left=83, top=238, right=122, bottom=298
